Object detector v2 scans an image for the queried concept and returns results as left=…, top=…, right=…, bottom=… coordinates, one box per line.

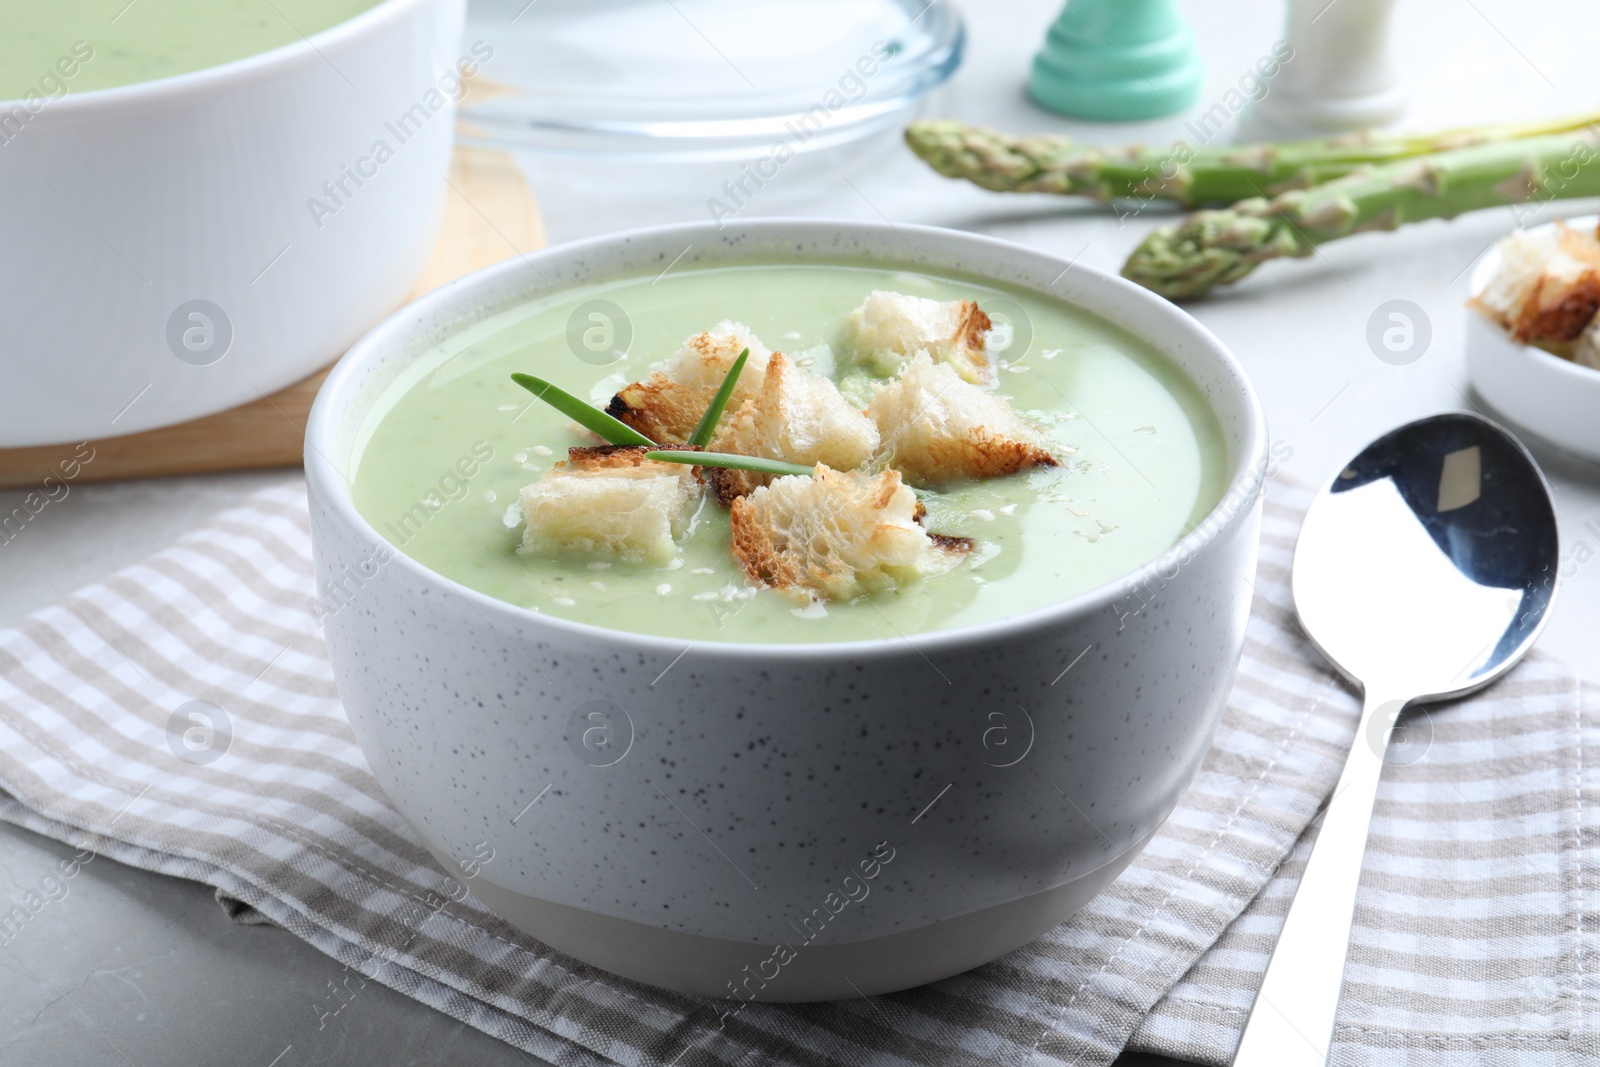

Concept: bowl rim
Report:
left=1469, top=310, right=1600, bottom=383
left=306, top=217, right=1270, bottom=661
left=0, top=0, right=440, bottom=112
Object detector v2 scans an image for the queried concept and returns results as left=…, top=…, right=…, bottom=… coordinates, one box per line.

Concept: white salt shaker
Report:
left=1238, top=0, right=1406, bottom=140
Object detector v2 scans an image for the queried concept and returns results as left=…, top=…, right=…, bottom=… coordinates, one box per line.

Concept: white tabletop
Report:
left=2, top=1, right=1595, bottom=1063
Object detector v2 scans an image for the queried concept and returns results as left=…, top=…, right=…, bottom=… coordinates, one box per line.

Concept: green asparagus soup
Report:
left=349, top=262, right=1228, bottom=644
left=0, top=0, right=382, bottom=99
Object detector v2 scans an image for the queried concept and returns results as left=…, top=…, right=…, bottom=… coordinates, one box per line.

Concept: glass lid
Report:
left=460, top=0, right=964, bottom=158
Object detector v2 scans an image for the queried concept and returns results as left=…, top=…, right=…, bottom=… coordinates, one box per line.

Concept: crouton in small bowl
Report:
left=304, top=219, right=1268, bottom=1000
left=1467, top=216, right=1600, bottom=462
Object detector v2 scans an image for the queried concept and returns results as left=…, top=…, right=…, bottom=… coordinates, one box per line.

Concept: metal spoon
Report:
left=1233, top=413, right=1560, bottom=1066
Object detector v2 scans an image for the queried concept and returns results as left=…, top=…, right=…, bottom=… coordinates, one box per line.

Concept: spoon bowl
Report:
left=1234, top=412, right=1559, bottom=1066
left=1292, top=412, right=1559, bottom=699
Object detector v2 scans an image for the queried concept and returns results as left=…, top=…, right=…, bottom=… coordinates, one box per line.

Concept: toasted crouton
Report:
left=519, top=446, right=701, bottom=564
left=729, top=466, right=972, bottom=601
left=607, top=322, right=773, bottom=443
left=847, top=290, right=993, bottom=384
left=708, top=352, right=880, bottom=503
left=1471, top=222, right=1600, bottom=345
left=868, top=353, right=1057, bottom=486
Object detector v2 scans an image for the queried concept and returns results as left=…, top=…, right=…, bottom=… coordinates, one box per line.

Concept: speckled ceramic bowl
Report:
left=304, top=219, right=1268, bottom=1001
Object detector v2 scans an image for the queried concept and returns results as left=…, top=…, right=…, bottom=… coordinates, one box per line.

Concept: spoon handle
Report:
left=1233, top=690, right=1398, bottom=1066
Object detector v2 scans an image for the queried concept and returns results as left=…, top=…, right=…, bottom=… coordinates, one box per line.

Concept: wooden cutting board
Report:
left=0, top=145, right=544, bottom=490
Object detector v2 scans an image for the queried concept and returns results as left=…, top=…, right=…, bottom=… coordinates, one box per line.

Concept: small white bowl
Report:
left=0, top=0, right=465, bottom=447
left=1467, top=217, right=1600, bottom=463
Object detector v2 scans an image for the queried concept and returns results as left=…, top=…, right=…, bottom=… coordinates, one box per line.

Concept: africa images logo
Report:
left=566, top=700, right=634, bottom=768
left=165, top=699, right=232, bottom=767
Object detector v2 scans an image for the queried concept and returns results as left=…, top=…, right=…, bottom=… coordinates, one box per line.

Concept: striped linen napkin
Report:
left=0, top=478, right=1592, bottom=1067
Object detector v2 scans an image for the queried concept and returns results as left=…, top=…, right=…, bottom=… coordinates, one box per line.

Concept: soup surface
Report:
left=350, top=262, right=1229, bottom=644
left=0, top=0, right=382, bottom=99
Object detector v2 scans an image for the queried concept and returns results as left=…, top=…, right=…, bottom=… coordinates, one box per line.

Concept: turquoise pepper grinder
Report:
left=1029, top=0, right=1203, bottom=121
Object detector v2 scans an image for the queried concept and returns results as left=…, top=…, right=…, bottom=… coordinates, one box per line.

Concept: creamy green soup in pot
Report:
left=0, top=0, right=382, bottom=99
left=349, top=262, right=1229, bottom=645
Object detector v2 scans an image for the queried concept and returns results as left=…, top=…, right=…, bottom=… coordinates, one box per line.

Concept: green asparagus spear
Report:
left=1122, top=129, right=1600, bottom=300
left=905, top=114, right=1600, bottom=207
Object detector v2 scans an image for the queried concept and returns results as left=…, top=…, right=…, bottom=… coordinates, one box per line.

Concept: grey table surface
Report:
left=4, top=0, right=1598, bottom=1063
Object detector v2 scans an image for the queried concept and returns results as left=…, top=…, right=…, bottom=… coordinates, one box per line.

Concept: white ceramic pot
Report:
left=1466, top=216, right=1600, bottom=464
left=0, top=0, right=466, bottom=447
left=304, top=220, right=1269, bottom=1001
